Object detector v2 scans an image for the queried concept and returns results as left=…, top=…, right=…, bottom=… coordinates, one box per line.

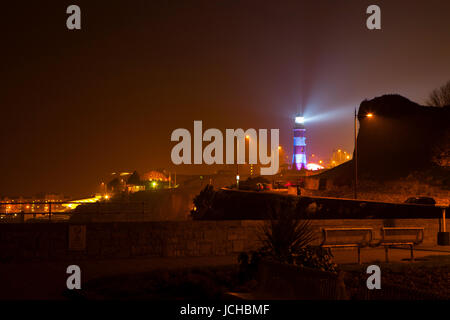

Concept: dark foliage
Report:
left=427, top=80, right=450, bottom=107
left=257, top=199, right=316, bottom=263
left=190, top=184, right=216, bottom=219
left=236, top=200, right=337, bottom=280
left=293, top=247, right=338, bottom=272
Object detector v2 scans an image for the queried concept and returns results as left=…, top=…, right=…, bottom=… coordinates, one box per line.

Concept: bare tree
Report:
left=432, top=130, right=450, bottom=168
left=427, top=80, right=450, bottom=107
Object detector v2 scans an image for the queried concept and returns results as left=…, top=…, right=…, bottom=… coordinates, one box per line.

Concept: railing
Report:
left=0, top=201, right=155, bottom=223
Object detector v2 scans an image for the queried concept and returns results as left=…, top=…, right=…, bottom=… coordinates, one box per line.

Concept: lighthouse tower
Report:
left=292, top=115, right=307, bottom=170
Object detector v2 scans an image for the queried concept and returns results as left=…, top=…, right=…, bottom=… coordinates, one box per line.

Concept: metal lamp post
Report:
left=354, top=109, right=358, bottom=199
left=354, top=110, right=374, bottom=199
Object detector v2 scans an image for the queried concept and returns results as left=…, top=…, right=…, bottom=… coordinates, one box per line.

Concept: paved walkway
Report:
left=329, top=245, right=450, bottom=264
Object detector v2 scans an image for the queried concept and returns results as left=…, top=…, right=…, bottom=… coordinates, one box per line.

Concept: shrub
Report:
left=293, top=246, right=338, bottom=273
left=190, top=184, right=216, bottom=219
left=252, top=198, right=338, bottom=273
left=258, top=198, right=316, bottom=263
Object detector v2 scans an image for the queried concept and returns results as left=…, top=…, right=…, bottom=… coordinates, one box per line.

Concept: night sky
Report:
left=1, top=0, right=450, bottom=197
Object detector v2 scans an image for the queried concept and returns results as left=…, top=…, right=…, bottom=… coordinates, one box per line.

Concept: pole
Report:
left=354, top=109, right=358, bottom=199
left=438, top=206, right=449, bottom=246
left=443, top=207, right=447, bottom=232
left=236, top=144, right=240, bottom=189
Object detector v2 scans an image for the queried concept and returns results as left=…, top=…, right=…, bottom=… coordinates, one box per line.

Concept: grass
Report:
left=340, top=254, right=450, bottom=299
left=77, top=265, right=239, bottom=300
left=69, top=255, right=450, bottom=300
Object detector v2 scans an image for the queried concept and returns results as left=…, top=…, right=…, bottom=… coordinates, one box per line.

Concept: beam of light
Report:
left=299, top=107, right=353, bottom=124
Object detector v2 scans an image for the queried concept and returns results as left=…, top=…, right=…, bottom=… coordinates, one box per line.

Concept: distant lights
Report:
left=306, top=163, right=324, bottom=171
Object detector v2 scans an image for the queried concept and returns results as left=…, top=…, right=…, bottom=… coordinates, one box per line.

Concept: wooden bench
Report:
left=378, top=227, right=424, bottom=262
left=320, top=228, right=373, bottom=264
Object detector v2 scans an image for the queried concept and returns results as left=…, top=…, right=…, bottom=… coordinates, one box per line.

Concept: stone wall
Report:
left=302, top=178, right=450, bottom=206
left=0, top=219, right=448, bottom=262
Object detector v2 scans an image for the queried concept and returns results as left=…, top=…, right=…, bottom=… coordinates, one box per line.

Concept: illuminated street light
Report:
left=235, top=136, right=250, bottom=187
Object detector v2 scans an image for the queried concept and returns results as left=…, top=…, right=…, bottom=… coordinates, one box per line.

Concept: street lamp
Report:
left=236, top=135, right=250, bottom=188
left=354, top=110, right=374, bottom=199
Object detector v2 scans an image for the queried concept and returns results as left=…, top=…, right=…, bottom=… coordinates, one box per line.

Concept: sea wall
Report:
left=0, top=219, right=447, bottom=262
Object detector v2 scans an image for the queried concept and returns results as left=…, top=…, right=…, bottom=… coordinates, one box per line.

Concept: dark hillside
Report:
left=319, top=95, right=449, bottom=184
left=357, top=95, right=449, bottom=179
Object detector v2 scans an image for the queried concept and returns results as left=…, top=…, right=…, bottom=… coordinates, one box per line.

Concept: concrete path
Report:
left=330, top=245, right=450, bottom=264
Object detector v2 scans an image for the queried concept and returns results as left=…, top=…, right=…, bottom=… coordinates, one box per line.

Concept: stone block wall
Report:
left=0, top=219, right=447, bottom=262
left=302, top=178, right=450, bottom=206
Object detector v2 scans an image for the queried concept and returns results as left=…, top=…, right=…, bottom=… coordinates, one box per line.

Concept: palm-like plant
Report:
left=259, top=199, right=316, bottom=263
